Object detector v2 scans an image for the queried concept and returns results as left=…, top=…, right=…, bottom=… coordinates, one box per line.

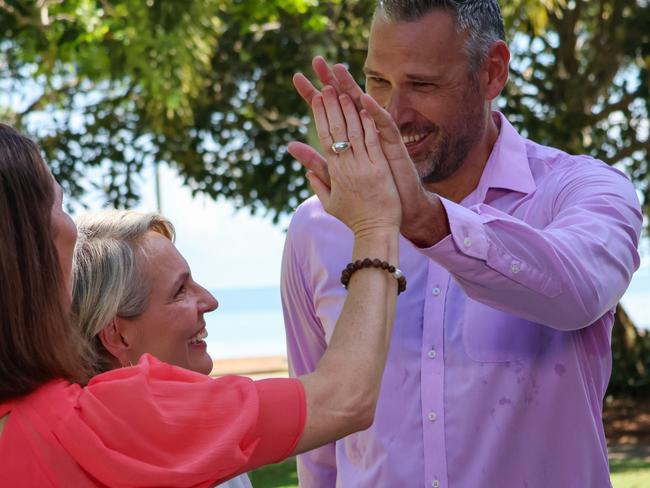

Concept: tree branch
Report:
left=611, top=140, right=650, bottom=165
left=0, top=0, right=39, bottom=27
left=587, top=90, right=640, bottom=124
left=19, top=77, right=81, bottom=117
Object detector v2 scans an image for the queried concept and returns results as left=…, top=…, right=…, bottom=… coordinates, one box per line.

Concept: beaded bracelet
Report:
left=340, top=258, right=407, bottom=295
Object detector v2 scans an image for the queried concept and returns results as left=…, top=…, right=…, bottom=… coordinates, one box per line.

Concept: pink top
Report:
left=0, top=354, right=305, bottom=487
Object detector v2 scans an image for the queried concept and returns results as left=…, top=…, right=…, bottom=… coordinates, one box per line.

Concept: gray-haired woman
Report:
left=72, top=209, right=253, bottom=487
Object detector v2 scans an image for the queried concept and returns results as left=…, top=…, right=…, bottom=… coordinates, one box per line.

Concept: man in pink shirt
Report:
left=282, top=1, right=642, bottom=487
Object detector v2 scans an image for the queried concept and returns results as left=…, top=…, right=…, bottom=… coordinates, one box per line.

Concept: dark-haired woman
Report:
left=0, top=89, right=404, bottom=488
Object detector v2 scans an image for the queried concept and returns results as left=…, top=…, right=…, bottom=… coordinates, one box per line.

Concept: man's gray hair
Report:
left=376, top=0, right=506, bottom=72
left=72, top=210, right=175, bottom=374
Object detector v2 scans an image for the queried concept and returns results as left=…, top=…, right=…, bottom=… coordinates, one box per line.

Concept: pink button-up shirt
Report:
left=281, top=113, right=642, bottom=488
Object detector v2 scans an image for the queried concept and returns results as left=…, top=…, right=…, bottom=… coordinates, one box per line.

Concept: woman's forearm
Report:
left=293, top=228, right=399, bottom=454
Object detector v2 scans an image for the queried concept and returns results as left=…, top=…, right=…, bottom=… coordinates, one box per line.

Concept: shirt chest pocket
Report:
left=462, top=299, right=549, bottom=363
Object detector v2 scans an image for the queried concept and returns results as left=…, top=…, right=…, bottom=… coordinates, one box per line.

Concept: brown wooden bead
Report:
left=339, top=258, right=407, bottom=295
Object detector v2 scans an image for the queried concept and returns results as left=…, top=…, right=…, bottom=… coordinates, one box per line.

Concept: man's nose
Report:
left=385, top=88, right=410, bottom=127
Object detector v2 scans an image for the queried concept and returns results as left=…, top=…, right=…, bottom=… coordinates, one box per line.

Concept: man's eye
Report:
left=368, top=77, right=388, bottom=84
left=175, top=285, right=186, bottom=297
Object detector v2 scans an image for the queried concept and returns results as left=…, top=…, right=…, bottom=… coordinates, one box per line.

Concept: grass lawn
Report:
left=610, top=458, right=650, bottom=488
left=250, top=458, right=650, bottom=487
left=249, top=458, right=298, bottom=488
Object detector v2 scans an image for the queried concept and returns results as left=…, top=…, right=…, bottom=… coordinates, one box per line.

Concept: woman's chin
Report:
left=190, top=350, right=214, bottom=376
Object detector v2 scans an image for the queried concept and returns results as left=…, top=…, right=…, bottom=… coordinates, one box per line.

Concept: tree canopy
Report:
left=0, top=0, right=373, bottom=218
left=0, top=0, right=648, bottom=221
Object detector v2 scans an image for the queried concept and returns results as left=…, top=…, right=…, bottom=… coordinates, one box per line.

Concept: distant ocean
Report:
left=206, top=287, right=286, bottom=359
left=206, top=268, right=650, bottom=360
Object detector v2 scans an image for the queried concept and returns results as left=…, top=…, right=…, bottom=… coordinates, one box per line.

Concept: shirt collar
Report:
left=469, top=112, right=536, bottom=205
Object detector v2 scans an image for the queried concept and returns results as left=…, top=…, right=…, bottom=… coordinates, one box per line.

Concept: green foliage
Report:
left=502, top=0, right=650, bottom=217
left=0, top=0, right=374, bottom=219
left=2, top=0, right=647, bottom=221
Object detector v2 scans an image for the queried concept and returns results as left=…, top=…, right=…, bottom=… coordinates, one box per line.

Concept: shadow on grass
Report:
left=250, top=458, right=298, bottom=488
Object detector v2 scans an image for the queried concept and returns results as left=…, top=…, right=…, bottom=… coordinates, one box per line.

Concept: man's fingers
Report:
left=359, top=92, right=414, bottom=165
left=305, top=171, right=331, bottom=208
left=293, top=73, right=320, bottom=105
left=359, top=93, right=402, bottom=145
left=313, top=56, right=338, bottom=89
left=332, top=64, right=365, bottom=109
left=287, top=141, right=331, bottom=187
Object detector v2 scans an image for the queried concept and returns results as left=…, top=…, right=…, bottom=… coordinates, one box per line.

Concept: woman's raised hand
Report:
left=291, top=59, right=443, bottom=246
left=288, top=85, right=401, bottom=237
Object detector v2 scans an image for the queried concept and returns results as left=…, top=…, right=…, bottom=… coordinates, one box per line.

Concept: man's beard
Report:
left=415, top=84, right=486, bottom=184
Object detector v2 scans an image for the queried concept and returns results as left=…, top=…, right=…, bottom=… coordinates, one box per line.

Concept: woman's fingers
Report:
left=360, top=93, right=413, bottom=170
left=339, top=94, right=367, bottom=164
left=360, top=110, right=386, bottom=167
left=360, top=93, right=423, bottom=218
left=322, top=86, right=349, bottom=150
left=359, top=94, right=404, bottom=147
left=312, top=94, right=335, bottom=155
left=295, top=58, right=364, bottom=114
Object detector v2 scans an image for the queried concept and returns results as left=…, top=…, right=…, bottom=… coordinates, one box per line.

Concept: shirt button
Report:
left=463, top=237, right=472, bottom=247
left=432, top=287, right=441, bottom=296
left=432, top=480, right=441, bottom=488
left=427, top=349, right=437, bottom=359
left=428, top=411, right=437, bottom=422
left=511, top=261, right=521, bottom=274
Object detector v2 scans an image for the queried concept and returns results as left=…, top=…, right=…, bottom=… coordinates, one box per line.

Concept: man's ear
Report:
left=98, top=318, right=132, bottom=367
left=482, top=40, right=510, bottom=101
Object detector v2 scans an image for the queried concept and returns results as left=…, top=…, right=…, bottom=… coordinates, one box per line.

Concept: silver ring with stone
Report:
left=331, top=141, right=351, bottom=154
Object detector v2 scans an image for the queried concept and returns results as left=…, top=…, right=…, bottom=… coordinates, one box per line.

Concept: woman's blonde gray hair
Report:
left=72, top=210, right=175, bottom=374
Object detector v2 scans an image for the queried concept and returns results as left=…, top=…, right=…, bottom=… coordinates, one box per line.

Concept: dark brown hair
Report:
left=0, top=123, right=90, bottom=401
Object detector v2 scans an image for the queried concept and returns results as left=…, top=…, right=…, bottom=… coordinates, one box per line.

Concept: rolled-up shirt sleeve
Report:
left=421, top=163, right=642, bottom=330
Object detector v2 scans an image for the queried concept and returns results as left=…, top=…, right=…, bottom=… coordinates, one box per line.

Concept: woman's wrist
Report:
left=352, top=223, right=399, bottom=242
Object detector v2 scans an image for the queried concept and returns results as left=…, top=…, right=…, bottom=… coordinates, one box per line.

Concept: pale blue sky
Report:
left=69, top=162, right=291, bottom=291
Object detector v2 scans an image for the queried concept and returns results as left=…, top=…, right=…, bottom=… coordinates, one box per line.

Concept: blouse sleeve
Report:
left=54, top=354, right=305, bottom=487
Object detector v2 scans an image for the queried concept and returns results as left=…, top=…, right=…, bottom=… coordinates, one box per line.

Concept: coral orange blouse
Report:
left=0, top=354, right=305, bottom=487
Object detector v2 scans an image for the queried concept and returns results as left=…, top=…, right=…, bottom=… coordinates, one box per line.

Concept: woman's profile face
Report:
left=50, top=180, right=77, bottom=306
left=121, top=231, right=218, bottom=375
